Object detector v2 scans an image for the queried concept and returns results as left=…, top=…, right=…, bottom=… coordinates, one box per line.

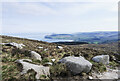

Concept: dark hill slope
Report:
left=45, top=31, right=119, bottom=44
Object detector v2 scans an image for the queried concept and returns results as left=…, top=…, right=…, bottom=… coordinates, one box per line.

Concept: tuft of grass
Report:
left=2, top=64, right=19, bottom=80
left=50, top=63, right=70, bottom=77
left=90, top=61, right=107, bottom=73
left=40, top=75, right=46, bottom=78
left=2, top=56, right=17, bottom=63
left=2, top=65, right=7, bottom=70
left=109, top=61, right=119, bottom=69
left=32, top=59, right=41, bottom=65
left=41, top=57, right=50, bottom=65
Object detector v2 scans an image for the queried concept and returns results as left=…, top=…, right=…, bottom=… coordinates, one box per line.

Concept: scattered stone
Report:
left=1, top=42, right=25, bottom=49
left=51, top=59, right=56, bottom=62
left=0, top=43, right=6, bottom=45
left=30, top=51, right=42, bottom=61
left=10, top=42, right=25, bottom=49
left=88, top=76, right=93, bottom=79
left=111, top=55, right=116, bottom=61
left=117, top=61, right=120, bottom=64
left=19, top=43, right=25, bottom=47
left=44, top=48, right=48, bottom=51
left=38, top=46, right=43, bottom=49
left=92, top=55, right=109, bottom=64
left=2, top=48, right=11, bottom=52
left=59, top=56, right=92, bottom=75
left=15, top=59, right=50, bottom=79
left=45, top=62, right=53, bottom=65
left=57, top=46, right=63, bottom=49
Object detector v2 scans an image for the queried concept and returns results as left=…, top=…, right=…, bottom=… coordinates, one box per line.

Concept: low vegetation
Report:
left=1, top=35, right=119, bottom=80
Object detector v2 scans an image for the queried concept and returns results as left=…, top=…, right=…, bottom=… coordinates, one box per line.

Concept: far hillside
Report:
left=45, top=31, right=119, bottom=44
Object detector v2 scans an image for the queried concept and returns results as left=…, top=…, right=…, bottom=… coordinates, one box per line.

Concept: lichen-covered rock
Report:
left=92, top=55, right=109, bottom=65
left=59, top=56, right=92, bottom=75
left=15, top=59, right=50, bottom=79
left=30, top=51, right=42, bottom=61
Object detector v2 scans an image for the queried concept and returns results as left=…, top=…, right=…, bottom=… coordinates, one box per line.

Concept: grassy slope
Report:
left=1, top=35, right=119, bottom=80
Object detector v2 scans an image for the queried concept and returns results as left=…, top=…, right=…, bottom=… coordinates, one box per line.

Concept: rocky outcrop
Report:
left=59, top=56, right=92, bottom=75
left=30, top=51, right=42, bottom=61
left=1, top=42, right=25, bottom=49
left=92, top=55, right=109, bottom=65
left=15, top=59, right=50, bottom=79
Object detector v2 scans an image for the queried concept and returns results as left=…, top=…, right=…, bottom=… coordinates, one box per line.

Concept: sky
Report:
left=1, top=0, right=119, bottom=34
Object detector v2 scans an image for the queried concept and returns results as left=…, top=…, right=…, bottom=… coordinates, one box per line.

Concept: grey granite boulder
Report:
left=59, top=56, right=92, bottom=75
left=15, top=59, right=50, bottom=79
left=92, top=55, right=109, bottom=64
left=30, top=51, right=42, bottom=61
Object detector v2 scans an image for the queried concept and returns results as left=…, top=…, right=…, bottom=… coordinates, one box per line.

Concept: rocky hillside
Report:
left=1, top=35, right=119, bottom=81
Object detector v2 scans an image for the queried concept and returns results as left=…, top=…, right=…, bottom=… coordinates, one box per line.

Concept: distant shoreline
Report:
left=53, top=41, right=89, bottom=45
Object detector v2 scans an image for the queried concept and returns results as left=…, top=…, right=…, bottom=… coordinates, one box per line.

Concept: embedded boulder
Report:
left=57, top=46, right=63, bottom=49
left=30, top=51, right=42, bottom=61
left=15, top=59, right=50, bottom=79
left=38, top=46, right=43, bottom=49
left=92, top=55, right=109, bottom=65
left=59, top=56, right=92, bottom=75
left=1, top=42, right=25, bottom=49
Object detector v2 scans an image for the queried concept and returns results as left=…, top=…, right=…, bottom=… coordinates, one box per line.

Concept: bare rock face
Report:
left=92, top=55, right=109, bottom=65
left=30, top=51, right=42, bottom=61
left=15, top=59, right=50, bottom=79
left=59, top=56, right=92, bottom=75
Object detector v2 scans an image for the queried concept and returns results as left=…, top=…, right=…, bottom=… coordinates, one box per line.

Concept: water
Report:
left=2, top=33, right=74, bottom=43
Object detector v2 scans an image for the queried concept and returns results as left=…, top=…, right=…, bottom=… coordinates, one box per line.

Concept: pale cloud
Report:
left=2, top=2, right=118, bottom=33
left=1, top=0, right=120, bottom=3
left=4, top=2, right=118, bottom=16
left=7, top=3, right=56, bottom=16
left=103, top=17, right=117, bottom=23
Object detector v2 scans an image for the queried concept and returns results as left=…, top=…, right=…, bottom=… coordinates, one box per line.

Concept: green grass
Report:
left=50, top=63, right=70, bottom=77
left=109, top=61, right=119, bottom=69
left=90, top=61, right=107, bottom=73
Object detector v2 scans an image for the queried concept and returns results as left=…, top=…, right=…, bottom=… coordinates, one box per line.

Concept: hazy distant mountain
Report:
left=45, top=31, right=119, bottom=44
